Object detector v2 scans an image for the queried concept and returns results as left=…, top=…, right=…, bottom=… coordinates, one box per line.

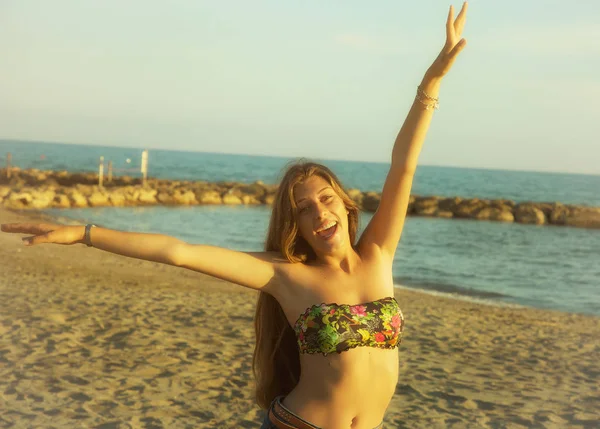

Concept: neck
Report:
left=313, top=244, right=361, bottom=274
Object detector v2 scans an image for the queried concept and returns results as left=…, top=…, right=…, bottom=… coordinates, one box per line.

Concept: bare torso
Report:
left=270, top=246, right=399, bottom=429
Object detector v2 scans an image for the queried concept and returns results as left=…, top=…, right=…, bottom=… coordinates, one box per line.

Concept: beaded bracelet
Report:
left=415, top=85, right=439, bottom=110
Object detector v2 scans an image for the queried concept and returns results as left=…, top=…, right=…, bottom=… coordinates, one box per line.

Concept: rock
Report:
left=490, top=199, right=516, bottom=209
left=413, top=196, right=440, bottom=215
left=412, top=198, right=454, bottom=218
left=68, top=191, right=88, bottom=208
left=405, top=195, right=417, bottom=214
left=222, top=194, right=243, bottom=205
left=347, top=189, right=363, bottom=207
left=195, top=190, right=221, bottom=205
left=108, top=192, right=126, bottom=207
left=453, top=198, right=487, bottom=219
left=0, top=186, right=10, bottom=199
left=230, top=183, right=267, bottom=200
left=362, top=192, right=381, bottom=212
left=242, top=195, right=262, bottom=205
left=531, top=202, right=555, bottom=218
left=138, top=188, right=157, bottom=204
left=5, top=192, right=33, bottom=209
left=74, top=185, right=95, bottom=197
left=438, top=197, right=463, bottom=212
left=475, top=208, right=515, bottom=222
left=156, top=191, right=177, bottom=205
left=29, top=190, right=56, bottom=209
left=88, top=192, right=110, bottom=207
left=491, top=203, right=514, bottom=213
left=564, top=206, right=600, bottom=229
left=123, top=187, right=141, bottom=202
left=172, top=190, right=198, bottom=205
left=549, top=203, right=569, bottom=225
left=414, top=195, right=439, bottom=207
left=264, top=194, right=276, bottom=205
left=414, top=205, right=438, bottom=216
left=52, top=194, right=71, bottom=208
left=515, top=204, right=546, bottom=225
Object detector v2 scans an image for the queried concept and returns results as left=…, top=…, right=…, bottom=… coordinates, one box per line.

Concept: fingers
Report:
left=23, top=234, right=43, bottom=246
left=446, top=5, right=454, bottom=42
left=445, top=2, right=468, bottom=50
left=2, top=223, right=60, bottom=246
left=1, top=223, right=57, bottom=235
left=454, top=2, right=468, bottom=36
left=23, top=231, right=56, bottom=246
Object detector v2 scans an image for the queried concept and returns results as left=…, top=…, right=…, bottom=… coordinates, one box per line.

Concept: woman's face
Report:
left=293, top=175, right=349, bottom=255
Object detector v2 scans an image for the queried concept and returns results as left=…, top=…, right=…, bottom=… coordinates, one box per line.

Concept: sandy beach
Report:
left=1, top=206, right=599, bottom=429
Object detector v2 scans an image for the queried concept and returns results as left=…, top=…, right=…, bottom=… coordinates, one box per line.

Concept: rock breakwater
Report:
left=1, top=168, right=599, bottom=229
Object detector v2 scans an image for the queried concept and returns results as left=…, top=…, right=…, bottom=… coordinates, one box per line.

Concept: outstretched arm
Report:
left=358, top=2, right=468, bottom=258
left=0, top=223, right=283, bottom=292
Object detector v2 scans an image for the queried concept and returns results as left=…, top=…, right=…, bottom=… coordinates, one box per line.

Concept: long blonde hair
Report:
left=252, top=160, right=360, bottom=409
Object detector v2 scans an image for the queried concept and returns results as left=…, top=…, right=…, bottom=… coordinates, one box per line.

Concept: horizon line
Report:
left=1, top=137, right=598, bottom=178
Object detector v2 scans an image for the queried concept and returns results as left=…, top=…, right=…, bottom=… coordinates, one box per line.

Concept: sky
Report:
left=1, top=0, right=599, bottom=175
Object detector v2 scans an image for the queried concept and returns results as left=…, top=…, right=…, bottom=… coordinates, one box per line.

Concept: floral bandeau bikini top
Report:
left=293, top=296, right=405, bottom=356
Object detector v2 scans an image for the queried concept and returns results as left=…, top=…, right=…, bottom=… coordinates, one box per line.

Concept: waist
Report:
left=299, top=346, right=399, bottom=386
left=285, top=348, right=398, bottom=426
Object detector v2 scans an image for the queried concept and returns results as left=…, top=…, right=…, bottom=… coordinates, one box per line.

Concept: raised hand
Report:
left=0, top=223, right=84, bottom=246
left=427, top=2, right=468, bottom=79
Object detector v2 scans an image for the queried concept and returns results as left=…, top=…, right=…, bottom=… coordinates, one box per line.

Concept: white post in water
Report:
left=108, top=161, right=113, bottom=183
left=99, top=156, right=104, bottom=188
left=141, top=149, right=148, bottom=187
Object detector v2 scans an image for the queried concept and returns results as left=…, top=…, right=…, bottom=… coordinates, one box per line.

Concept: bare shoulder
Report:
left=260, top=253, right=309, bottom=302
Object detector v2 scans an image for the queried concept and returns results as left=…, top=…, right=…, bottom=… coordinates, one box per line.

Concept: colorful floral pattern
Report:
left=293, top=297, right=405, bottom=356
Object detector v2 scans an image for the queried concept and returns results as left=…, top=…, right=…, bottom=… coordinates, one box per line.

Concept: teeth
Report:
left=316, top=221, right=337, bottom=232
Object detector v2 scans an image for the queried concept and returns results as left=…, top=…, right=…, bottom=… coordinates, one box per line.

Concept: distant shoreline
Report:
left=2, top=167, right=600, bottom=229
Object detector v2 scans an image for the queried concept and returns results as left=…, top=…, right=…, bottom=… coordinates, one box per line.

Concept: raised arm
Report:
left=358, top=2, right=468, bottom=259
left=0, top=222, right=283, bottom=293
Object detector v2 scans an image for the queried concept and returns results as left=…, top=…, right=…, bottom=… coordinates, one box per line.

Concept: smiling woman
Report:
left=255, top=160, right=405, bottom=428
left=1, top=3, right=469, bottom=428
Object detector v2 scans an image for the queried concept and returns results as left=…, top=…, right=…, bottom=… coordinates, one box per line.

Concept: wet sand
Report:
left=1, top=206, right=599, bottom=428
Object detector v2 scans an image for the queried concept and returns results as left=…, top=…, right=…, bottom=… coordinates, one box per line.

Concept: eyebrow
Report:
left=296, top=187, right=332, bottom=205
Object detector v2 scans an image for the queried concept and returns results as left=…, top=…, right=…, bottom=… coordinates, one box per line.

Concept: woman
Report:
left=1, top=4, right=467, bottom=428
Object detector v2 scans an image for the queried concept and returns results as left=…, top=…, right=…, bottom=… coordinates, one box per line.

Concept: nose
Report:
left=314, top=202, right=328, bottom=221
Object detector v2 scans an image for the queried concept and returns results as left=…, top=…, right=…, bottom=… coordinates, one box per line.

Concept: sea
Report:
left=2, top=139, right=599, bottom=316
